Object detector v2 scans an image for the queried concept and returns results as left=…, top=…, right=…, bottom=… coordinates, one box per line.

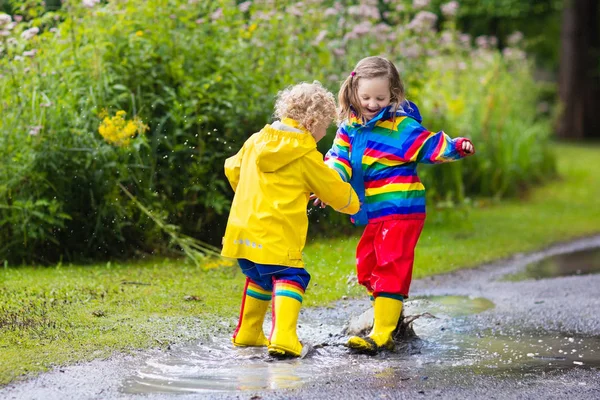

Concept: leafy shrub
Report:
left=0, top=0, right=555, bottom=263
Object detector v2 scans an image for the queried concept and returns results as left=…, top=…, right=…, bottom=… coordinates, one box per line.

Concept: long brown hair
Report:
left=338, top=56, right=405, bottom=123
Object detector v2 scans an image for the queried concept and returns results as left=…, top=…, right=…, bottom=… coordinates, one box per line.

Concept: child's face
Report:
left=357, top=77, right=391, bottom=120
left=311, top=121, right=328, bottom=143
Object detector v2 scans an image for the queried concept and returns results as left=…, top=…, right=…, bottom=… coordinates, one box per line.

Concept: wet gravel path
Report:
left=2, top=235, right=600, bottom=400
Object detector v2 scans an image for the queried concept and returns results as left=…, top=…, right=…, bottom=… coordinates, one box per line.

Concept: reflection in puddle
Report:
left=122, top=294, right=600, bottom=395
left=409, top=295, right=495, bottom=317
left=122, top=340, right=359, bottom=394
left=503, top=247, right=600, bottom=281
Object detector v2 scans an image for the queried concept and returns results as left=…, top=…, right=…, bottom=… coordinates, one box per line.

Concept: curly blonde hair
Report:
left=273, top=81, right=337, bottom=133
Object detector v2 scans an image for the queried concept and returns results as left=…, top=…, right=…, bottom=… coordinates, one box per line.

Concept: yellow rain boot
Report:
left=347, top=294, right=403, bottom=354
left=232, top=278, right=272, bottom=347
left=268, top=280, right=304, bottom=358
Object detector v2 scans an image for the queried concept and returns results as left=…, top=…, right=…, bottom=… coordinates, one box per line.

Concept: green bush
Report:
left=0, top=0, right=555, bottom=264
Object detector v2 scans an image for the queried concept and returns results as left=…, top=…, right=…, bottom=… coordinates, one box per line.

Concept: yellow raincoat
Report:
left=221, top=121, right=360, bottom=268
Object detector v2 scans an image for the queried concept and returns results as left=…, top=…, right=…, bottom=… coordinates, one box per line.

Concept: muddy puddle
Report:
left=502, top=247, right=600, bottom=281
left=122, top=294, right=600, bottom=395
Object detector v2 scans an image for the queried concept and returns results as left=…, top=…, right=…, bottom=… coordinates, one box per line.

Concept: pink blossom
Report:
left=507, top=31, right=524, bottom=46
left=0, top=30, right=10, bottom=37
left=352, top=21, right=373, bottom=37
left=238, top=1, right=252, bottom=12
left=21, top=27, right=39, bottom=40
left=374, top=23, right=391, bottom=33
left=82, top=0, right=101, bottom=8
left=288, top=4, right=303, bottom=17
left=348, top=5, right=380, bottom=19
left=502, top=47, right=526, bottom=60
left=324, top=7, right=337, bottom=17
left=440, top=1, right=459, bottom=17
left=254, top=10, right=275, bottom=21
left=0, top=13, right=11, bottom=27
left=23, top=49, right=37, bottom=57
left=343, top=31, right=359, bottom=41
left=14, top=15, right=23, bottom=22
left=439, top=31, right=453, bottom=46
left=28, top=125, right=43, bottom=136
left=402, top=44, right=421, bottom=59
left=211, top=8, right=223, bottom=21
left=475, top=35, right=490, bottom=49
left=313, top=30, right=327, bottom=45
left=413, top=0, right=430, bottom=9
left=407, top=11, right=437, bottom=33
left=332, top=47, right=346, bottom=57
left=459, top=33, right=471, bottom=46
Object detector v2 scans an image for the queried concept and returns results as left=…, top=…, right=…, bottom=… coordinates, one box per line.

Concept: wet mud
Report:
left=2, top=236, right=600, bottom=400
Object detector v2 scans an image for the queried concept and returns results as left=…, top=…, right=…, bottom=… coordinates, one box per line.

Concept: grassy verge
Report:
left=1, top=142, right=599, bottom=386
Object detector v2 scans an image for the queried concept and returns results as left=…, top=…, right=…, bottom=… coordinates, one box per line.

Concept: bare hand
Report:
left=462, top=140, right=475, bottom=155
left=309, top=194, right=327, bottom=208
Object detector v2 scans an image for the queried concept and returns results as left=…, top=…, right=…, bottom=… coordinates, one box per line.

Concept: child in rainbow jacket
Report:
left=322, top=56, right=475, bottom=354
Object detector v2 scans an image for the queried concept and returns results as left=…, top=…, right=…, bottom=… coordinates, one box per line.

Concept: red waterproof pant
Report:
left=356, top=219, right=424, bottom=298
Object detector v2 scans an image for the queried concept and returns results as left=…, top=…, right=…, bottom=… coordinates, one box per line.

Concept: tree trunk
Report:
left=558, top=0, right=600, bottom=139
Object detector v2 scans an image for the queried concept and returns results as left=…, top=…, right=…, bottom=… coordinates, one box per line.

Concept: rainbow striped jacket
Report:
left=324, top=102, right=469, bottom=226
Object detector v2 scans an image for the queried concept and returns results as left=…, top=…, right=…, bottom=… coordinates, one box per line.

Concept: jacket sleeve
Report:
left=303, top=150, right=360, bottom=215
left=404, top=123, right=472, bottom=164
left=324, top=126, right=352, bottom=182
left=224, top=144, right=246, bottom=192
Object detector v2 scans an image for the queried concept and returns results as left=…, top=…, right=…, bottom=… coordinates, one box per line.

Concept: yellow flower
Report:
left=135, top=30, right=144, bottom=37
left=98, top=110, right=148, bottom=147
left=241, top=23, right=258, bottom=39
left=215, top=75, right=222, bottom=82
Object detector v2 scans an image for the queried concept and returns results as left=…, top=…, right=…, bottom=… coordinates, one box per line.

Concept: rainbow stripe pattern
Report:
left=246, top=280, right=272, bottom=301
left=273, top=280, right=305, bottom=303
left=325, top=104, right=468, bottom=225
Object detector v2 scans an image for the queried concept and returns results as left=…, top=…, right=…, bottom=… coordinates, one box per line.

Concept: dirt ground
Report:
left=2, top=235, right=600, bottom=400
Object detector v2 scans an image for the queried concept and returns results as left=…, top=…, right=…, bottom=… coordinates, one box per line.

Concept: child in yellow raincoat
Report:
left=222, top=81, right=360, bottom=358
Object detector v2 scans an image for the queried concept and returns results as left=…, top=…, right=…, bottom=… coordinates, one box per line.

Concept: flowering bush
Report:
left=0, top=0, right=555, bottom=263
left=98, top=110, right=148, bottom=147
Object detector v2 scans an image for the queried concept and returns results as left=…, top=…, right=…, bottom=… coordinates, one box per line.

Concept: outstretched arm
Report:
left=304, top=151, right=360, bottom=215
left=407, top=124, right=475, bottom=164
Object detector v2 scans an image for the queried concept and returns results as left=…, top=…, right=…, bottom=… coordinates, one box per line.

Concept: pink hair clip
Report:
left=350, top=71, right=356, bottom=77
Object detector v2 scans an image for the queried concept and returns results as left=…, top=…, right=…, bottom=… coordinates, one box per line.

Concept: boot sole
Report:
left=346, top=336, right=394, bottom=355
left=268, top=345, right=302, bottom=358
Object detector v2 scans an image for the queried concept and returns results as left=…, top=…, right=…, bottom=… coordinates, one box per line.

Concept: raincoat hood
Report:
left=221, top=120, right=360, bottom=268
left=254, top=124, right=316, bottom=172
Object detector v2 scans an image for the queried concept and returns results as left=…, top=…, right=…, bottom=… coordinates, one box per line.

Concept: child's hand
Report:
left=462, top=140, right=475, bottom=155
left=309, top=194, right=327, bottom=208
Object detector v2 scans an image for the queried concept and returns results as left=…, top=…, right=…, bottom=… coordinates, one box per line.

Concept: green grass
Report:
left=1, top=142, right=600, bottom=386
